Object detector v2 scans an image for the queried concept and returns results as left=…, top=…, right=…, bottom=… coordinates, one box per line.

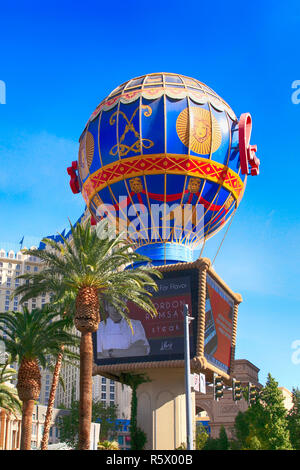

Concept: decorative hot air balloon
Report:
left=67, top=73, right=259, bottom=265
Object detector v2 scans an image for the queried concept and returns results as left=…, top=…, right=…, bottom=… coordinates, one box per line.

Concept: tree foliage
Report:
left=0, top=358, right=22, bottom=416
left=287, top=387, right=300, bottom=450
left=119, top=373, right=150, bottom=450
left=232, top=374, right=293, bottom=450
left=203, top=425, right=229, bottom=450
left=195, top=423, right=208, bottom=450
left=57, top=398, right=119, bottom=448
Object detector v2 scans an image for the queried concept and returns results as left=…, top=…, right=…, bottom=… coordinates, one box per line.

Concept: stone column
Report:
left=137, top=367, right=195, bottom=450
left=0, top=409, right=6, bottom=450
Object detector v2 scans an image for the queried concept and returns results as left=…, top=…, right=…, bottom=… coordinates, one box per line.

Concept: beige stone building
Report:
left=196, top=359, right=261, bottom=438
left=0, top=404, right=100, bottom=450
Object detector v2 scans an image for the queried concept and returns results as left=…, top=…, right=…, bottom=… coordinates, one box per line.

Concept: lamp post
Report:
left=184, top=303, right=194, bottom=450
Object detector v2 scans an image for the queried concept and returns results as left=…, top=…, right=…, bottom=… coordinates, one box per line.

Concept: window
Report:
left=110, top=393, right=115, bottom=401
left=34, top=266, right=38, bottom=272
left=101, top=377, right=106, bottom=384
left=101, top=385, right=106, bottom=391
left=26, top=266, right=30, bottom=271
left=101, top=393, right=106, bottom=400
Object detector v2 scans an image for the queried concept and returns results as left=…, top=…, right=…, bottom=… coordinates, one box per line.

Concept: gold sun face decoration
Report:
left=187, top=177, right=201, bottom=194
left=78, top=131, right=94, bottom=180
left=176, top=107, right=222, bottom=155
left=129, top=177, right=143, bottom=193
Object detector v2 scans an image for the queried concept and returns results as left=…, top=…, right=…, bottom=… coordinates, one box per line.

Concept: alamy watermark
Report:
left=95, top=200, right=205, bottom=241
left=291, top=80, right=300, bottom=104
left=291, top=339, right=300, bottom=365
left=0, top=80, right=6, bottom=104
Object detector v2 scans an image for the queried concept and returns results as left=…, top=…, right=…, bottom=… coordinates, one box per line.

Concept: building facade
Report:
left=0, top=404, right=100, bottom=450
left=196, top=359, right=261, bottom=438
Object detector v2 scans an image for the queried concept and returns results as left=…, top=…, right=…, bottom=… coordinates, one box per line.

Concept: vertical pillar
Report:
left=137, top=367, right=195, bottom=450
left=17, top=419, right=22, bottom=449
left=0, top=409, right=6, bottom=450
left=4, top=414, right=10, bottom=450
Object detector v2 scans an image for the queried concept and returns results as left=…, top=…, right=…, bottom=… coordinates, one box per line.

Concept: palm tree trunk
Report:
left=20, top=399, right=35, bottom=450
left=17, top=358, right=41, bottom=450
left=78, top=331, right=93, bottom=450
left=40, top=346, right=64, bottom=450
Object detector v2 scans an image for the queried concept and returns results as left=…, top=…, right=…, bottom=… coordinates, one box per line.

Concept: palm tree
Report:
left=98, top=440, right=119, bottom=450
left=14, top=219, right=161, bottom=450
left=0, top=358, right=22, bottom=416
left=0, top=306, right=78, bottom=450
left=40, top=337, right=80, bottom=450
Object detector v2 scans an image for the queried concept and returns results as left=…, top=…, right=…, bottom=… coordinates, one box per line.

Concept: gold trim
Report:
left=82, top=153, right=244, bottom=205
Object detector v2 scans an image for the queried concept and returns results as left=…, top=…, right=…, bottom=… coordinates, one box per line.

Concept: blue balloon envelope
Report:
left=75, top=73, right=251, bottom=265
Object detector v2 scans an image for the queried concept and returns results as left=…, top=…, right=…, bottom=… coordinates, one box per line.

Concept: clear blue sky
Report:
left=0, top=1, right=299, bottom=390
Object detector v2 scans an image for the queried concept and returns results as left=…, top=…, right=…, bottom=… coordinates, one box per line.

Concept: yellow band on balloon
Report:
left=81, top=153, right=244, bottom=206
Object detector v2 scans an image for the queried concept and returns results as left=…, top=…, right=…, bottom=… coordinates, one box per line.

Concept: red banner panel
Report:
left=204, top=274, right=234, bottom=373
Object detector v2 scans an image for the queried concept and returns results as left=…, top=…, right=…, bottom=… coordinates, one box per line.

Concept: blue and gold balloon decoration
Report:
left=68, top=73, right=259, bottom=264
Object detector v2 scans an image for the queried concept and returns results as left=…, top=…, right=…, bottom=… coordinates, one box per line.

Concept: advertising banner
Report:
left=93, top=269, right=199, bottom=366
left=204, top=273, right=234, bottom=374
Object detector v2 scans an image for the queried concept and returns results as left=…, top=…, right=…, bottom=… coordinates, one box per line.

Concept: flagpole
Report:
left=19, top=236, right=24, bottom=250
left=184, top=303, right=194, bottom=450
